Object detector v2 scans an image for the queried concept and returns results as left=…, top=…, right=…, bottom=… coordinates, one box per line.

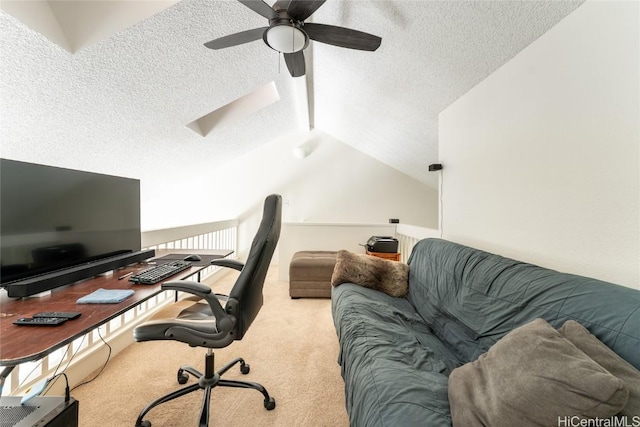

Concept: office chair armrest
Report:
left=210, top=259, right=245, bottom=271
left=162, top=280, right=212, bottom=295
left=162, top=280, right=235, bottom=332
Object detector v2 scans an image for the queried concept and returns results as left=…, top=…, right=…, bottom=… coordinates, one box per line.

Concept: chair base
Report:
left=135, top=351, right=275, bottom=427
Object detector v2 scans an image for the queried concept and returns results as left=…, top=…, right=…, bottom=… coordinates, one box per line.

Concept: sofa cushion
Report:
left=448, top=318, right=629, bottom=427
left=331, top=250, right=409, bottom=297
left=559, top=320, right=640, bottom=417
left=406, top=239, right=640, bottom=367
left=332, top=283, right=462, bottom=427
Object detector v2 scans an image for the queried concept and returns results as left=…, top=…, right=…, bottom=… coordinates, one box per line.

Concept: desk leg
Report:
left=0, top=366, right=14, bottom=396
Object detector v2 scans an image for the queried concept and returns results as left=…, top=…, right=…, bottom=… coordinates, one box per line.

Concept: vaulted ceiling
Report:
left=0, top=0, right=584, bottom=188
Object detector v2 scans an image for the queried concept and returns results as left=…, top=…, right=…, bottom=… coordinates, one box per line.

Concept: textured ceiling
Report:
left=0, top=0, right=584, bottom=188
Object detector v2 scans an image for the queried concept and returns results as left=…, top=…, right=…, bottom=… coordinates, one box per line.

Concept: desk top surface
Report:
left=0, top=249, right=233, bottom=366
left=152, top=249, right=232, bottom=266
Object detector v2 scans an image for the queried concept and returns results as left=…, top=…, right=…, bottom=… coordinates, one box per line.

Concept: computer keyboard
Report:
left=129, top=260, right=192, bottom=285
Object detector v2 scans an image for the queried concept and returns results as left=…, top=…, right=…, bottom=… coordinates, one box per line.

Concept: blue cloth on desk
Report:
left=77, top=288, right=135, bottom=304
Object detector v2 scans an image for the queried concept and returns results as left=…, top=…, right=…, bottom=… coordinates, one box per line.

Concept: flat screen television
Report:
left=0, top=158, right=141, bottom=289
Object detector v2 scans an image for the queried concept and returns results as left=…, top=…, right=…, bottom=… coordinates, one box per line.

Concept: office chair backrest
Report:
left=226, top=194, right=282, bottom=340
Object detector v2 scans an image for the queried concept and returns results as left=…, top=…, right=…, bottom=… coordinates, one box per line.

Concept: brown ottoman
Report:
left=289, top=251, right=338, bottom=298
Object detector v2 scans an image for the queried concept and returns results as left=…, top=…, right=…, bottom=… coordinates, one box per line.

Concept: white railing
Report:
left=142, top=219, right=238, bottom=251
left=395, top=224, right=440, bottom=263
left=3, top=220, right=238, bottom=397
left=142, top=219, right=238, bottom=281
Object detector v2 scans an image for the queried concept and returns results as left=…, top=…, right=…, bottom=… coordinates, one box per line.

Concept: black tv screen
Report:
left=0, top=159, right=141, bottom=285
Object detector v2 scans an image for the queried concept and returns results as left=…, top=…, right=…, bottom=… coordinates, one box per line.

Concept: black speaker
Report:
left=5, top=249, right=155, bottom=297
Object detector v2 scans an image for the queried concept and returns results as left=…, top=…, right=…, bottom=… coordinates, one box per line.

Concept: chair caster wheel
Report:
left=136, top=420, right=151, bottom=427
left=264, top=397, right=276, bottom=410
left=240, top=363, right=250, bottom=375
left=177, top=369, right=189, bottom=384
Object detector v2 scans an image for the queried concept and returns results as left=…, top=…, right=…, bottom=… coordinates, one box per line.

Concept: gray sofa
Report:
left=331, top=238, right=640, bottom=426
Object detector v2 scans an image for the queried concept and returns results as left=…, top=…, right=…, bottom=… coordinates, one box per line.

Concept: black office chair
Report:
left=133, top=194, right=282, bottom=427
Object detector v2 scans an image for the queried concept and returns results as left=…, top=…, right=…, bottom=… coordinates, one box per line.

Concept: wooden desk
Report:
left=0, top=250, right=232, bottom=369
left=152, top=249, right=232, bottom=265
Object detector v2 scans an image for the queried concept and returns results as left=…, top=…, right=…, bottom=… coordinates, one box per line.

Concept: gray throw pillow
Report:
left=448, top=318, right=629, bottom=427
left=330, top=250, right=409, bottom=297
left=559, top=320, right=640, bottom=417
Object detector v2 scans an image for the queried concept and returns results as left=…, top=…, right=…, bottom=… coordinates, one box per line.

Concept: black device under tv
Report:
left=0, top=158, right=148, bottom=297
left=4, top=249, right=155, bottom=298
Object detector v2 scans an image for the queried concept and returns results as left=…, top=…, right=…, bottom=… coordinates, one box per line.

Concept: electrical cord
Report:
left=20, top=327, right=110, bottom=400
left=70, top=326, right=111, bottom=392
left=42, top=372, right=71, bottom=403
left=439, top=170, right=444, bottom=239
left=42, top=334, right=85, bottom=397
left=16, top=335, right=78, bottom=398
left=55, top=334, right=86, bottom=376
left=15, top=325, right=111, bottom=399
left=16, top=360, right=44, bottom=392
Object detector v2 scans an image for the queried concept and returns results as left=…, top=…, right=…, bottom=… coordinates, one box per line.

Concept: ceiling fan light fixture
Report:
left=265, top=24, right=307, bottom=53
left=204, top=0, right=382, bottom=78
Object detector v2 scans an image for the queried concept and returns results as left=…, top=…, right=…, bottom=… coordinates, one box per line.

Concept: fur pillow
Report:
left=331, top=250, right=409, bottom=297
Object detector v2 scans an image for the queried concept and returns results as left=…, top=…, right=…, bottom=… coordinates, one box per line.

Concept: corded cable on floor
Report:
left=13, top=321, right=111, bottom=398
left=42, top=334, right=85, bottom=395
left=16, top=335, right=79, bottom=396
left=22, top=327, right=110, bottom=397
left=70, top=327, right=111, bottom=392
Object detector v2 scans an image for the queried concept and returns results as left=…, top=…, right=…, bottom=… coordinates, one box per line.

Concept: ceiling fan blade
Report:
left=303, top=23, right=381, bottom=51
left=204, top=27, right=268, bottom=50
left=287, top=0, right=326, bottom=21
left=238, top=0, right=277, bottom=20
left=284, top=51, right=305, bottom=77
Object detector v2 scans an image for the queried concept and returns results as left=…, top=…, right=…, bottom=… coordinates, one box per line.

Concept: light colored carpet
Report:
left=71, top=266, right=349, bottom=426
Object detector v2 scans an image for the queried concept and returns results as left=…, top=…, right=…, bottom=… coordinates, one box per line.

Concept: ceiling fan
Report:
left=204, top=0, right=382, bottom=77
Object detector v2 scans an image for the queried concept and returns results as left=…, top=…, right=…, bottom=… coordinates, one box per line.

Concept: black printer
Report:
left=366, top=236, right=399, bottom=253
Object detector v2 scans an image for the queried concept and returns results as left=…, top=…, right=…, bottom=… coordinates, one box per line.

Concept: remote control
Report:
left=13, top=317, right=67, bottom=326
left=33, top=311, right=82, bottom=320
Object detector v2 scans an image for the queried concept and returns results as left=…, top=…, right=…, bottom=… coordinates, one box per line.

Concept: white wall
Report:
left=147, top=129, right=437, bottom=261
left=144, top=128, right=437, bottom=228
left=439, top=1, right=639, bottom=289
